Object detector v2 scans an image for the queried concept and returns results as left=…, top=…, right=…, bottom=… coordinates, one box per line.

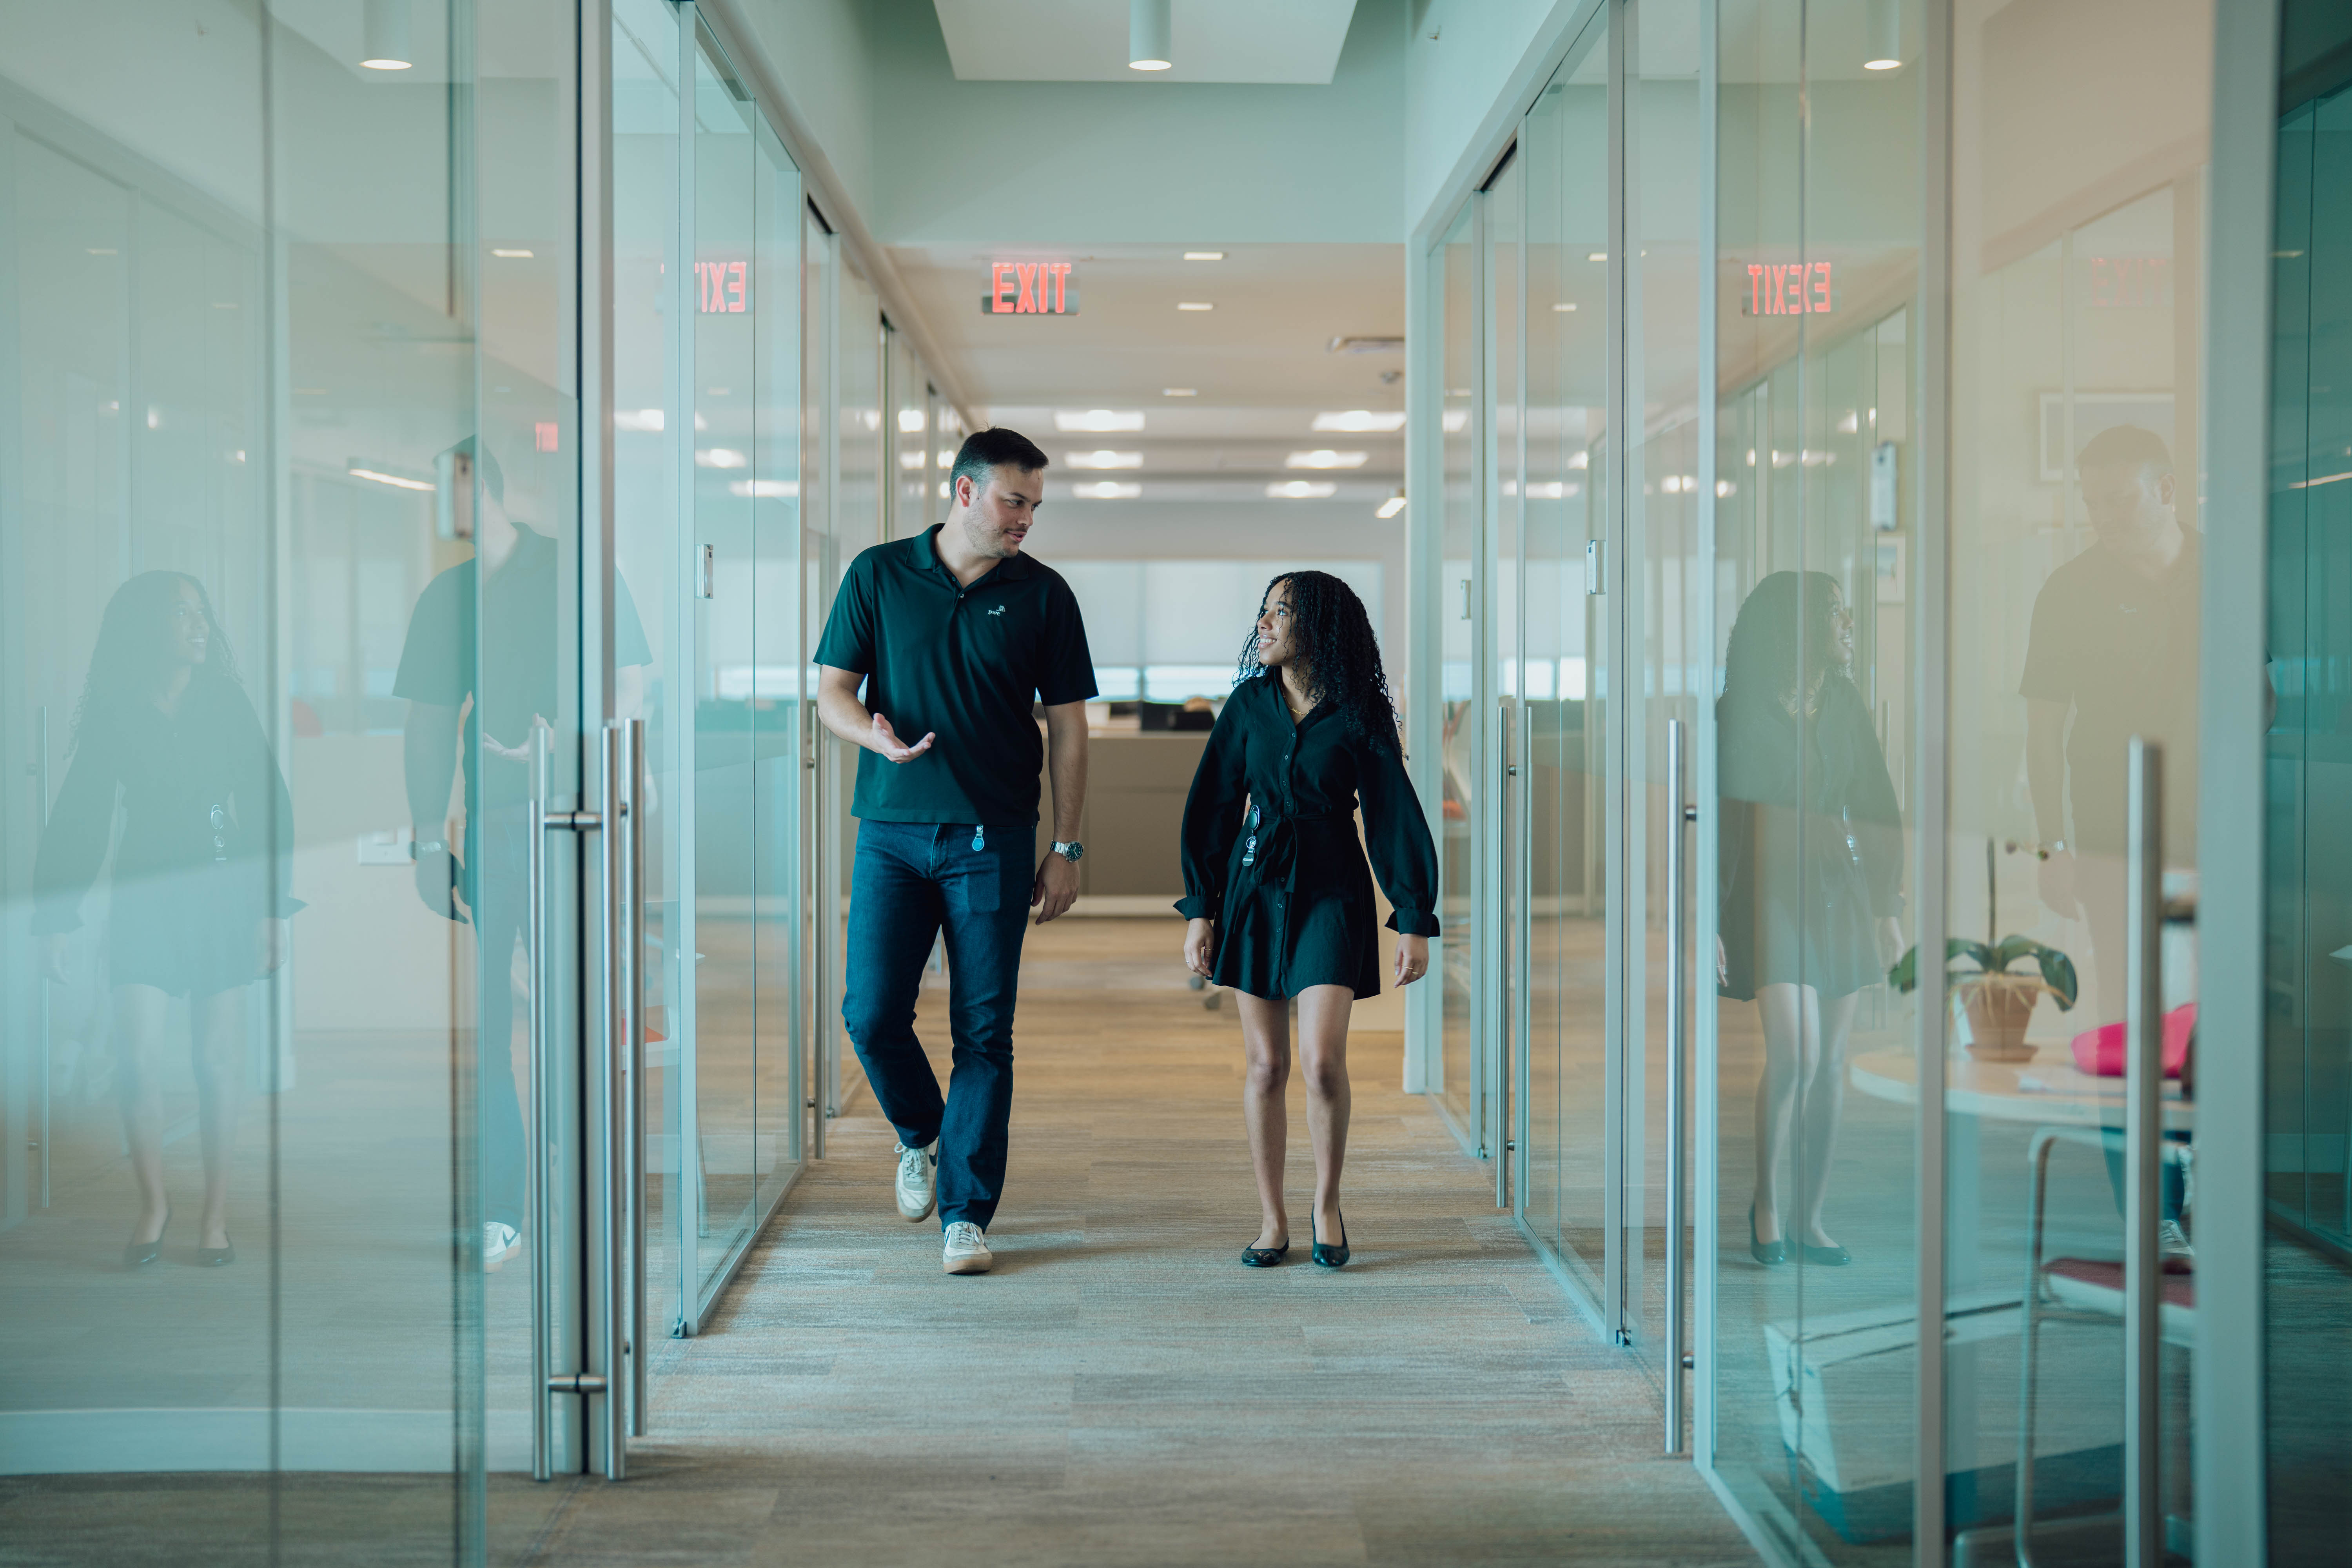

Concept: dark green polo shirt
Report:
left=815, top=524, right=1097, bottom=826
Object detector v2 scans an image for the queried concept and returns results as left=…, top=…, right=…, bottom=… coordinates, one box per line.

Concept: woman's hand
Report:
left=1876, top=916, right=1904, bottom=969
left=1183, top=918, right=1215, bottom=978
left=1395, top=933, right=1430, bottom=987
left=39, top=933, right=70, bottom=985
left=257, top=918, right=290, bottom=976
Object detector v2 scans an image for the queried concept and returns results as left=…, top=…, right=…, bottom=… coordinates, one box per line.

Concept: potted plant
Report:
left=1887, top=840, right=2079, bottom=1062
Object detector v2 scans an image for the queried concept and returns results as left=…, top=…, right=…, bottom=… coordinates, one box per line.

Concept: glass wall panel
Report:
left=1519, top=21, right=1611, bottom=1300
left=1950, top=0, right=2208, bottom=1560
left=1436, top=203, right=1483, bottom=1149
left=1710, top=2, right=1922, bottom=1557
left=2264, top=54, right=2352, bottom=1567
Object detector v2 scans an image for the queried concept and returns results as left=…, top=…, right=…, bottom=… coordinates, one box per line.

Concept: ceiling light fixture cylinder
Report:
left=362, top=0, right=413, bottom=69
left=1130, top=0, right=1172, bottom=70
left=1864, top=0, right=1901, bottom=69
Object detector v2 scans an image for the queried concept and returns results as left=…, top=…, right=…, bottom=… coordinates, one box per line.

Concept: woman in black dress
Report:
left=1178, top=572, right=1439, bottom=1268
left=34, top=572, right=299, bottom=1268
left=1716, top=571, right=1902, bottom=1267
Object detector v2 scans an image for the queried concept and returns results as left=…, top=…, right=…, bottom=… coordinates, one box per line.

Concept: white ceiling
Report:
left=929, top=0, right=1361, bottom=83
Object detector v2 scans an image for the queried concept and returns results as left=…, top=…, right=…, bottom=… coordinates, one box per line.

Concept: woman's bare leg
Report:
left=1749, top=982, right=1815, bottom=1247
left=1234, top=993, right=1292, bottom=1250
left=1795, top=990, right=1860, bottom=1249
left=1295, top=985, right=1355, bottom=1247
left=190, top=987, right=247, bottom=1250
left=114, top=984, right=173, bottom=1244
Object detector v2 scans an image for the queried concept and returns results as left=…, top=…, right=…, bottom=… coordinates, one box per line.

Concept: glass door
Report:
left=1517, top=3, right=1613, bottom=1312
left=1436, top=202, right=1488, bottom=1155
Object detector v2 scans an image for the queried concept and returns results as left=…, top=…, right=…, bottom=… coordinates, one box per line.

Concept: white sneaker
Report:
left=483, top=1221, right=521, bottom=1274
left=2160, top=1218, right=2195, bottom=1260
left=894, top=1141, right=938, bottom=1222
left=942, top=1221, right=993, bottom=1275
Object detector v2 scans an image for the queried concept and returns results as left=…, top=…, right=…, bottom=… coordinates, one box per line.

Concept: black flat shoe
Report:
left=125, top=1210, right=170, bottom=1269
left=1310, top=1210, right=1349, bottom=1269
left=1240, top=1241, right=1289, bottom=1268
left=1748, top=1203, right=1786, bottom=1267
left=196, top=1236, right=235, bottom=1268
left=1801, top=1242, right=1851, bottom=1267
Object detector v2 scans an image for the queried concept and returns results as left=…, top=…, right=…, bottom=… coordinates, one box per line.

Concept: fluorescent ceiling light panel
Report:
left=1312, top=410, right=1406, bottom=432
left=1176, top=301, right=1214, bottom=311
left=1184, top=250, right=1226, bottom=261
left=1073, top=481, right=1142, bottom=499
left=348, top=465, right=433, bottom=492
left=1376, top=495, right=1406, bottom=519
left=1267, top=481, right=1337, bottom=499
left=730, top=479, right=799, bottom=498
left=1442, top=410, right=1469, bottom=433
left=1067, top=450, right=1144, bottom=470
left=1054, top=409, right=1146, bottom=432
left=615, top=408, right=664, bottom=432
left=490, top=248, right=534, bottom=259
left=1553, top=301, right=1579, bottom=312
left=1162, top=387, right=1198, bottom=397
left=695, top=448, right=749, bottom=469
left=897, top=408, right=927, bottom=432
left=1286, top=450, right=1367, bottom=470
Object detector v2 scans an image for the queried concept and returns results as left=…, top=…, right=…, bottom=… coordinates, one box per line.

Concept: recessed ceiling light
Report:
left=1267, top=481, right=1338, bottom=499
left=1287, top=450, right=1368, bottom=470
left=1067, top=450, right=1144, bottom=470
left=1864, top=56, right=1900, bottom=69
left=1073, top=481, right=1143, bottom=499
left=1312, top=410, right=1406, bottom=433
left=491, top=248, right=534, bottom=259
left=1553, top=301, right=1579, bottom=312
left=360, top=56, right=412, bottom=69
left=1054, top=409, right=1146, bottom=432
left=1176, top=301, right=1214, bottom=312
left=1162, top=388, right=1198, bottom=397
left=1377, top=494, right=1406, bottom=519
left=1131, top=59, right=1172, bottom=71
left=1184, top=251, right=1225, bottom=261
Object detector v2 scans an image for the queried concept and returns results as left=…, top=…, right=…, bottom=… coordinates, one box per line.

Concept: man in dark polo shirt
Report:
left=2022, top=425, right=2200, bottom=1022
left=814, top=426, right=1095, bottom=1275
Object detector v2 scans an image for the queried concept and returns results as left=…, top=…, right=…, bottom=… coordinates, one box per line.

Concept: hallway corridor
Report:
left=525, top=919, right=1758, bottom=1566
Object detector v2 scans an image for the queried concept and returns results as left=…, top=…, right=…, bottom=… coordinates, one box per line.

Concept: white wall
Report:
left=862, top=0, right=1408, bottom=245
left=1403, top=0, right=1589, bottom=235
left=728, top=0, right=882, bottom=218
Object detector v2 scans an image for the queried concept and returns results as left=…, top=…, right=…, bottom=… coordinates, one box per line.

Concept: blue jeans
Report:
left=842, top=820, right=1032, bottom=1230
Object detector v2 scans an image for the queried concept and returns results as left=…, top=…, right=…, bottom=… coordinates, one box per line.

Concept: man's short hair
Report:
left=2077, top=424, right=2172, bottom=481
left=951, top=427, right=1049, bottom=502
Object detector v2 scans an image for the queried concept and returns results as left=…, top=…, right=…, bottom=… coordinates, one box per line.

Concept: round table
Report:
left=1849, top=1045, right=2196, bottom=1132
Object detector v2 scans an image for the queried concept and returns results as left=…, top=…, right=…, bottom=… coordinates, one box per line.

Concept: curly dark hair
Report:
left=70, top=570, right=241, bottom=753
left=1720, top=569, right=1852, bottom=712
left=1233, top=570, right=1403, bottom=754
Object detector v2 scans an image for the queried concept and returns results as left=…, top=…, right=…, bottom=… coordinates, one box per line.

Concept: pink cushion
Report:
left=2069, top=1004, right=2195, bottom=1078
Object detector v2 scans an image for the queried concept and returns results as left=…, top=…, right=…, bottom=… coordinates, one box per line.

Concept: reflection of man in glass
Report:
left=2023, top=426, right=2199, bottom=1022
left=396, top=440, right=653, bottom=1270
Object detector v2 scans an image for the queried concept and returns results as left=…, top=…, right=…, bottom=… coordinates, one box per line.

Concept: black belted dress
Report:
left=1175, top=672, right=1441, bottom=1000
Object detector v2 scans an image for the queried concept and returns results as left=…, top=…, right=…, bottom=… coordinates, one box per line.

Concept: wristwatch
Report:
left=1052, top=840, right=1085, bottom=863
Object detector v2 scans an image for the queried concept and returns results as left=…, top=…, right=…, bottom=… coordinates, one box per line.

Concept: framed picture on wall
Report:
left=2036, top=391, right=2174, bottom=483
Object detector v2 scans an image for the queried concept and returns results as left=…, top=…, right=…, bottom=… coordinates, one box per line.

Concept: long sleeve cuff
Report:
left=1174, top=893, right=1218, bottom=920
left=1387, top=909, right=1440, bottom=937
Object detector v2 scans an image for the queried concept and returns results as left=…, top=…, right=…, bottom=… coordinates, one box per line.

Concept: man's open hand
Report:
left=869, top=713, right=935, bottom=763
left=1032, top=849, right=1080, bottom=924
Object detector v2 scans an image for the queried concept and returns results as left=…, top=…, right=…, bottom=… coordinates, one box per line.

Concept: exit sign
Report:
left=696, top=260, right=746, bottom=314
left=982, top=261, right=1078, bottom=315
left=1744, top=260, right=1833, bottom=317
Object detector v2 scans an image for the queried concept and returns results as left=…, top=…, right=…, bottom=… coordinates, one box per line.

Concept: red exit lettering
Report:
left=989, top=261, right=1076, bottom=314
left=1744, top=260, right=1834, bottom=317
left=695, top=260, right=748, bottom=314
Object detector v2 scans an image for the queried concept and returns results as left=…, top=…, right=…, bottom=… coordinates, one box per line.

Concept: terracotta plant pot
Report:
left=1956, top=973, right=2042, bottom=1062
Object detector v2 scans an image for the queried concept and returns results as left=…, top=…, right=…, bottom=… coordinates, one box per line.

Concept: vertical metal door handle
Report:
left=527, top=727, right=553, bottom=1481
left=2123, top=737, right=2162, bottom=1566
left=1664, top=719, right=1691, bottom=1455
left=34, top=705, right=51, bottom=1210
left=624, top=719, right=648, bottom=1439
left=600, top=722, right=632, bottom=1482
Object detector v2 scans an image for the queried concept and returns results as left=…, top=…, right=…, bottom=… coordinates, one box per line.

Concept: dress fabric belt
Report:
left=1237, top=809, right=1353, bottom=895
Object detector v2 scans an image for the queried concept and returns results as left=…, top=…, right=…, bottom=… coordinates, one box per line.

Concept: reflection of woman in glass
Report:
left=34, top=573, right=299, bottom=1268
left=1717, top=572, right=1902, bottom=1267
left=1178, top=572, right=1440, bottom=1269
